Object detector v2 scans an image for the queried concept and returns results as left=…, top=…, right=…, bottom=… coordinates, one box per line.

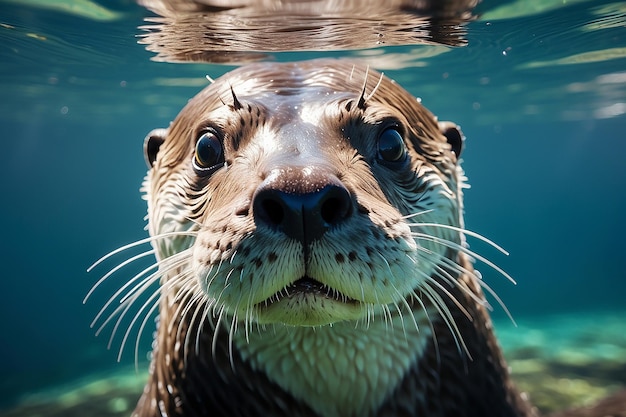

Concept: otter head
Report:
left=143, top=60, right=465, bottom=330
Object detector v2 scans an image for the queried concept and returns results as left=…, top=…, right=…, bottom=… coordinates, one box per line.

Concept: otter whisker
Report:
left=421, top=286, right=467, bottom=358
left=426, top=250, right=474, bottom=282
left=107, top=276, right=160, bottom=351
left=354, top=65, right=384, bottom=110
left=175, top=280, right=205, bottom=347
left=425, top=276, right=473, bottom=322
left=392, top=298, right=406, bottom=337
left=411, top=245, right=503, bottom=322
left=472, top=270, right=516, bottom=325
left=166, top=274, right=201, bottom=337
left=395, top=286, right=422, bottom=336
left=208, top=258, right=230, bottom=311
left=435, top=255, right=498, bottom=311
left=84, top=249, right=155, bottom=303
left=182, top=292, right=214, bottom=363
left=119, top=284, right=163, bottom=362
left=134, top=269, right=195, bottom=366
left=182, top=215, right=207, bottom=230
left=228, top=308, right=240, bottom=372
left=176, top=291, right=205, bottom=354
left=407, top=222, right=508, bottom=255
left=400, top=209, right=434, bottom=220
left=224, top=266, right=238, bottom=288
left=433, top=263, right=491, bottom=310
left=200, top=264, right=214, bottom=289
left=407, top=247, right=482, bottom=307
left=373, top=249, right=411, bottom=337
left=194, top=298, right=213, bottom=357
left=205, top=257, right=226, bottom=297
left=411, top=247, right=476, bottom=316
left=183, top=293, right=210, bottom=364
left=175, top=289, right=199, bottom=362
left=409, top=289, right=441, bottom=366
left=117, top=251, right=190, bottom=305
left=381, top=303, right=394, bottom=330
left=411, top=242, right=491, bottom=309
left=366, top=71, right=384, bottom=103
left=369, top=282, right=389, bottom=329
left=134, top=297, right=160, bottom=371
left=90, top=256, right=159, bottom=328
left=359, top=280, right=368, bottom=329
left=95, top=271, right=159, bottom=339
left=172, top=270, right=201, bottom=304
left=244, top=279, right=254, bottom=343
left=87, top=231, right=198, bottom=273
left=211, top=303, right=227, bottom=360
left=411, top=232, right=515, bottom=285
left=410, top=248, right=476, bottom=324
left=407, top=256, right=468, bottom=358
left=357, top=65, right=369, bottom=109
left=95, top=250, right=191, bottom=345
left=389, top=287, right=409, bottom=340
left=356, top=304, right=370, bottom=330
left=111, top=254, right=192, bottom=331
left=87, top=235, right=197, bottom=335
left=420, top=284, right=469, bottom=361
left=367, top=303, right=376, bottom=329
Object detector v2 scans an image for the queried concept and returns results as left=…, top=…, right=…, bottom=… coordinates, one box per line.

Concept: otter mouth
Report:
left=261, top=276, right=357, bottom=306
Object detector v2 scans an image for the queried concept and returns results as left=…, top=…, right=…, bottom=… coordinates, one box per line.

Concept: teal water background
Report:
left=1, top=0, right=625, bottom=412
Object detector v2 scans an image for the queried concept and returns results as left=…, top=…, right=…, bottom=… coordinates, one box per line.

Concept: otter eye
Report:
left=194, top=129, right=224, bottom=173
left=377, top=127, right=406, bottom=163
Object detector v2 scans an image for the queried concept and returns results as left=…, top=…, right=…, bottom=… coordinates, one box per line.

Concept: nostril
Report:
left=320, top=187, right=352, bottom=225
left=253, top=189, right=287, bottom=228
left=261, top=198, right=284, bottom=226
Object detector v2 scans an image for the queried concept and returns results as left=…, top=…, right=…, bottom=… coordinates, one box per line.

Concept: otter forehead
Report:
left=189, top=61, right=355, bottom=115
left=250, top=103, right=358, bottom=176
left=159, top=60, right=456, bottom=176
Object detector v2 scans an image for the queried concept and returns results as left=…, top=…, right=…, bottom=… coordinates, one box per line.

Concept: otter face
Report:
left=144, top=60, right=464, bottom=329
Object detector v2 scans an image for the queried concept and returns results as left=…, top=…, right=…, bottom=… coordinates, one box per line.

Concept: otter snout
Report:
left=252, top=167, right=353, bottom=246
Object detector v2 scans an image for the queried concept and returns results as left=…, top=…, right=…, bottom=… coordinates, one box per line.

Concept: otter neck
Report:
left=233, top=311, right=433, bottom=417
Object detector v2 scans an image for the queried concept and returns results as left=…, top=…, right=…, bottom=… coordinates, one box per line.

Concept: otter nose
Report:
left=252, top=174, right=352, bottom=246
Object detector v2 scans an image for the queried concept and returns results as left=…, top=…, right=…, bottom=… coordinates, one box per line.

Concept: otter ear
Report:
left=144, top=128, right=168, bottom=168
left=438, top=121, right=464, bottom=159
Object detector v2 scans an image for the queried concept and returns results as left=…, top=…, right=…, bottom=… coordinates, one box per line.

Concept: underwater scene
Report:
left=0, top=0, right=625, bottom=415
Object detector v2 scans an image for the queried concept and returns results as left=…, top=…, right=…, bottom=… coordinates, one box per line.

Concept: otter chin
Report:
left=255, top=276, right=364, bottom=326
left=90, top=59, right=538, bottom=417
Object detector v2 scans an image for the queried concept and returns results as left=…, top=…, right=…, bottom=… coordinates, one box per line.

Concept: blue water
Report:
left=1, top=0, right=625, bottom=413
